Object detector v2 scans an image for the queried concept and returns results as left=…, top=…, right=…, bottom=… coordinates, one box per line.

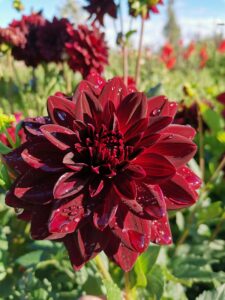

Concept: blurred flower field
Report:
left=0, top=1, right=225, bottom=299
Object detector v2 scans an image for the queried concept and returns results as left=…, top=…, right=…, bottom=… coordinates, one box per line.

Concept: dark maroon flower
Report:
left=174, top=102, right=199, bottom=130
left=4, top=75, right=201, bottom=271
left=37, top=17, right=70, bottom=63
left=0, top=27, right=26, bottom=47
left=10, top=12, right=46, bottom=67
left=65, top=24, right=108, bottom=78
left=216, top=92, right=225, bottom=119
left=84, top=0, right=117, bottom=25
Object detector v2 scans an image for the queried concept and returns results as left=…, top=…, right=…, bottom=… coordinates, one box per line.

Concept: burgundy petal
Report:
left=48, top=193, right=84, bottom=234
left=125, top=164, right=146, bottom=179
left=14, top=170, right=58, bottom=204
left=99, top=77, right=127, bottom=110
left=160, top=172, right=198, bottom=209
left=47, top=95, right=76, bottom=128
left=53, top=172, right=89, bottom=200
left=40, top=124, right=77, bottom=151
left=113, top=175, right=137, bottom=200
left=149, top=133, right=197, bottom=167
left=147, top=96, right=177, bottom=118
left=161, top=124, right=196, bottom=139
left=134, top=153, right=176, bottom=184
left=31, top=205, right=66, bottom=240
left=151, top=215, right=172, bottom=245
left=117, top=92, right=147, bottom=133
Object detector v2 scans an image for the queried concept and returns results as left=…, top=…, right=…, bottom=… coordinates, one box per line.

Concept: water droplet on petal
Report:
left=151, top=108, right=161, bottom=116
left=128, top=230, right=147, bottom=252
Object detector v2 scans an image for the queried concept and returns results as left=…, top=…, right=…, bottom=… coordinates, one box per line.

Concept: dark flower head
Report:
left=129, top=0, right=163, bottom=19
left=4, top=75, right=201, bottom=271
left=10, top=12, right=46, bottom=67
left=37, top=17, right=70, bottom=63
left=84, top=0, right=117, bottom=25
left=65, top=24, right=108, bottom=78
left=0, top=27, right=26, bottom=48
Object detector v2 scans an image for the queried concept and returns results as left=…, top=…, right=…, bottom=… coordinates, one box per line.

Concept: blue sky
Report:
left=1, top=0, right=225, bottom=47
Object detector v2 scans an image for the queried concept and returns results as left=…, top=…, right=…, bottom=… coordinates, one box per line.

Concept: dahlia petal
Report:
left=151, top=215, right=172, bottom=245
left=117, top=92, right=147, bottom=132
left=110, top=207, right=151, bottom=253
left=135, top=153, right=176, bottom=184
left=113, top=175, right=137, bottom=200
left=93, top=187, right=118, bottom=231
left=147, top=116, right=173, bottom=133
left=104, top=236, right=138, bottom=272
left=99, top=77, right=127, bottom=110
left=147, top=96, right=177, bottom=118
left=53, top=172, right=89, bottom=200
left=125, top=164, right=146, bottom=179
left=47, top=96, right=76, bottom=128
left=149, top=133, right=197, bottom=167
left=24, top=117, right=51, bottom=137
left=3, top=142, right=30, bottom=175
left=48, top=194, right=84, bottom=234
left=89, top=177, right=104, bottom=198
left=73, top=80, right=103, bottom=124
left=124, top=118, right=148, bottom=145
left=40, top=124, right=77, bottom=151
left=63, top=234, right=86, bottom=270
left=86, top=71, right=106, bottom=95
left=75, top=224, right=109, bottom=265
left=31, top=205, right=66, bottom=240
left=21, top=148, right=64, bottom=173
left=14, top=170, right=58, bottom=204
left=136, top=183, right=166, bottom=219
left=160, top=173, right=198, bottom=209
left=137, top=133, right=160, bottom=148
left=161, top=124, right=196, bottom=139
left=178, top=166, right=202, bottom=190
left=5, top=188, right=32, bottom=209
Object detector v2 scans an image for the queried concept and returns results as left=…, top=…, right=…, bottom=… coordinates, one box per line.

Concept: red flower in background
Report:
left=10, top=12, right=46, bottom=67
left=37, top=17, right=70, bottom=63
left=4, top=76, right=201, bottom=272
left=65, top=24, right=108, bottom=77
left=183, top=42, right=195, bottom=60
left=218, top=40, right=225, bottom=53
left=84, top=0, right=117, bottom=25
left=199, top=46, right=209, bottom=69
left=0, top=27, right=26, bottom=47
left=0, top=113, right=25, bottom=147
left=161, top=43, right=176, bottom=70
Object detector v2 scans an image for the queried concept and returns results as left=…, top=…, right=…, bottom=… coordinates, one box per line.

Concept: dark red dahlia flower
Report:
left=216, top=92, right=225, bottom=119
left=9, top=12, right=46, bottom=67
left=84, top=0, right=117, bottom=25
left=0, top=27, right=26, bottom=47
left=37, top=17, right=70, bottom=63
left=65, top=24, right=108, bottom=78
left=4, top=76, right=201, bottom=271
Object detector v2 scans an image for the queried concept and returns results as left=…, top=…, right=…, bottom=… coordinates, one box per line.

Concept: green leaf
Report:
left=147, top=265, right=164, bottom=300
left=196, top=284, right=225, bottom=300
left=125, top=30, right=137, bottom=39
left=103, top=279, right=122, bottom=300
left=134, top=246, right=160, bottom=287
left=147, top=83, right=163, bottom=97
left=197, top=202, right=223, bottom=224
left=0, top=142, right=11, bottom=155
left=16, top=250, right=43, bottom=267
left=201, top=107, right=224, bottom=133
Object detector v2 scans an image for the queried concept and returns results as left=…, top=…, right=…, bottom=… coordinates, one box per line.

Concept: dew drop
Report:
left=151, top=108, right=161, bottom=116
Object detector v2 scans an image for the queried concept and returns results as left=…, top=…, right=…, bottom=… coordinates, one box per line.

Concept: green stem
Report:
left=135, top=17, right=145, bottom=87
left=125, top=271, right=133, bottom=300
left=94, top=255, right=112, bottom=282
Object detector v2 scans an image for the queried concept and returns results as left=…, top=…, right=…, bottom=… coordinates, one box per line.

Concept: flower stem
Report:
left=94, top=255, right=112, bottom=282
left=135, top=17, right=145, bottom=87
left=119, top=0, right=128, bottom=86
left=125, top=271, right=133, bottom=300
